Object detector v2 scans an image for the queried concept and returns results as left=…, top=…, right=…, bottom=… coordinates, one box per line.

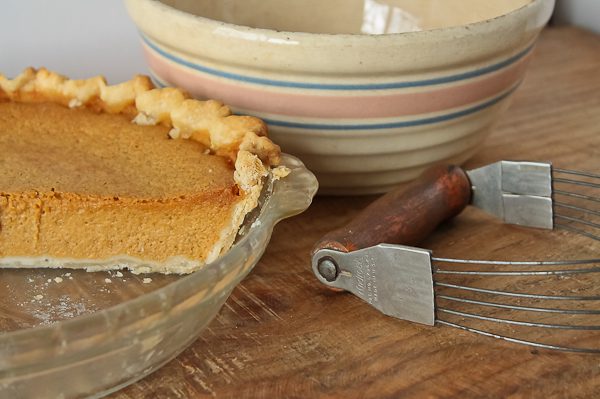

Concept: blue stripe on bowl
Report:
left=258, top=82, right=521, bottom=130
left=149, top=70, right=167, bottom=88
left=142, top=34, right=534, bottom=91
left=150, top=67, right=520, bottom=131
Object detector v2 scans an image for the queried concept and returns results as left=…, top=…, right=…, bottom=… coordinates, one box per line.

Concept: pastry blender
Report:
left=312, top=161, right=600, bottom=353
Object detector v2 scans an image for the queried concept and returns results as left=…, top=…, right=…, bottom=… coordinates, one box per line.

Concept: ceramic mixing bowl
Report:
left=126, top=0, right=555, bottom=194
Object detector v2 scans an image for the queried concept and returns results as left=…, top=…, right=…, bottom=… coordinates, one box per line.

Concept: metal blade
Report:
left=312, top=244, right=435, bottom=325
left=466, top=161, right=553, bottom=229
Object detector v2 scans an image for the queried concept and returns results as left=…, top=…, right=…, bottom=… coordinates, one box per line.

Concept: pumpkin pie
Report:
left=0, top=68, right=284, bottom=274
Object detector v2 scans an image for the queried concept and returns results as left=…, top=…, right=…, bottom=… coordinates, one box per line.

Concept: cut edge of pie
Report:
left=0, top=68, right=289, bottom=274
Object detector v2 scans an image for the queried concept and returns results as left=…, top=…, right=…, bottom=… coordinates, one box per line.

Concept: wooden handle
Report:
left=314, top=164, right=472, bottom=253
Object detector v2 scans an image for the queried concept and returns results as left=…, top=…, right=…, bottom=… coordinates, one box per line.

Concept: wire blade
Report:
left=554, top=201, right=600, bottom=218
left=436, top=320, right=600, bottom=354
left=555, top=223, right=600, bottom=241
left=437, top=308, right=600, bottom=330
left=553, top=168, right=600, bottom=180
left=434, top=282, right=600, bottom=301
left=555, top=214, right=600, bottom=230
left=437, top=295, right=600, bottom=314
left=434, top=267, right=600, bottom=276
left=432, top=257, right=600, bottom=266
left=553, top=189, right=600, bottom=204
left=553, top=177, right=600, bottom=189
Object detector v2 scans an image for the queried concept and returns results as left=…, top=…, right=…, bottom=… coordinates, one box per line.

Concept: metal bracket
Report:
left=466, top=161, right=553, bottom=229
left=312, top=244, right=435, bottom=325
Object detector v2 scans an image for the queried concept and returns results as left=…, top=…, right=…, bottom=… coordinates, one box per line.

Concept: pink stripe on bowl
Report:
left=143, top=44, right=531, bottom=120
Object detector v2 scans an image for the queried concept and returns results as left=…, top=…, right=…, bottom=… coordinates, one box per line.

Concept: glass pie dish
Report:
left=0, top=154, right=317, bottom=398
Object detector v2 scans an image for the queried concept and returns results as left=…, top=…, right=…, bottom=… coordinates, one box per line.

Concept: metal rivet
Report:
left=318, top=259, right=338, bottom=282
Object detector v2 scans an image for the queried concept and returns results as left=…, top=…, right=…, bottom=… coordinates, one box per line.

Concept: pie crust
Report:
left=0, top=68, right=285, bottom=274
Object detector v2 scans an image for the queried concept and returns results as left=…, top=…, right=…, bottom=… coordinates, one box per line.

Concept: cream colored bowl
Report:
left=126, top=0, right=555, bottom=194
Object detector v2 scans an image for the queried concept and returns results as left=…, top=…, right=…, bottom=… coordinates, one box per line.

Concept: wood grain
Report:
left=113, top=27, right=600, bottom=399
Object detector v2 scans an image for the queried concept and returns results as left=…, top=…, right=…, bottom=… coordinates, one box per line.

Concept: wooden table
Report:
left=116, top=27, right=600, bottom=398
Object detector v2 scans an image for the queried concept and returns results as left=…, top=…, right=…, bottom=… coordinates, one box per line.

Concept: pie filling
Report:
left=0, top=68, right=281, bottom=273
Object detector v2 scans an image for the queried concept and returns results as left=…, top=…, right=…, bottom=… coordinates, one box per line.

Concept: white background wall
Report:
left=1, top=0, right=146, bottom=82
left=554, top=0, right=600, bottom=34
left=1, top=0, right=599, bottom=82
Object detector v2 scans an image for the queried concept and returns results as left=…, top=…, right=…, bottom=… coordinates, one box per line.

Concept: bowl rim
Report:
left=142, top=0, right=547, bottom=41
